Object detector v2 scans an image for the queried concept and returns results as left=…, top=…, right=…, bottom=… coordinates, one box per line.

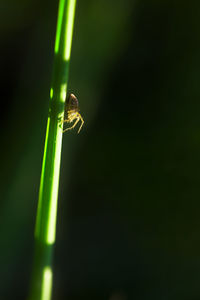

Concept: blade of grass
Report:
left=28, top=0, right=77, bottom=299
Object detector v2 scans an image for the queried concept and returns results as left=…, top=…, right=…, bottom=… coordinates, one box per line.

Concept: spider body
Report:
left=62, top=93, right=84, bottom=133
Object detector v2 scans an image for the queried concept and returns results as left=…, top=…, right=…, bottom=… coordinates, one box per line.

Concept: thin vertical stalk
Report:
left=28, top=0, right=77, bottom=299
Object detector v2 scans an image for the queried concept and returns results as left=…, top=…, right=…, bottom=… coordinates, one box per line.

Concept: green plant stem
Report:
left=28, top=0, right=77, bottom=299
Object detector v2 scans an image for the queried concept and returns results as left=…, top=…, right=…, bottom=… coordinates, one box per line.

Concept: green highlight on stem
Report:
left=41, top=267, right=53, bottom=300
left=28, top=0, right=77, bottom=299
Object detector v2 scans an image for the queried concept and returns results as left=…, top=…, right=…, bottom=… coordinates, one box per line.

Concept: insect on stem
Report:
left=62, top=93, right=84, bottom=133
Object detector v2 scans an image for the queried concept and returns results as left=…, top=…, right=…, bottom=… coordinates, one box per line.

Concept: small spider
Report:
left=62, top=93, right=84, bottom=133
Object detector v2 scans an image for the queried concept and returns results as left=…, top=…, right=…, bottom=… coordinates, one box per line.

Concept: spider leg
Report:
left=77, top=115, right=84, bottom=134
left=63, top=117, right=80, bottom=132
left=61, top=118, right=70, bottom=124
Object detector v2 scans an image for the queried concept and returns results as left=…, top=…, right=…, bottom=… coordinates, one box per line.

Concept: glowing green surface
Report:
left=41, top=267, right=52, bottom=300
left=28, top=0, right=77, bottom=299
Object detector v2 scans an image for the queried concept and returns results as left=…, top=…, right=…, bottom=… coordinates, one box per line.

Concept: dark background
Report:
left=1, top=0, right=200, bottom=299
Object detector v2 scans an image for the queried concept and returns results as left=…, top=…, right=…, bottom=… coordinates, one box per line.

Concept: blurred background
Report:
left=1, top=0, right=200, bottom=299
